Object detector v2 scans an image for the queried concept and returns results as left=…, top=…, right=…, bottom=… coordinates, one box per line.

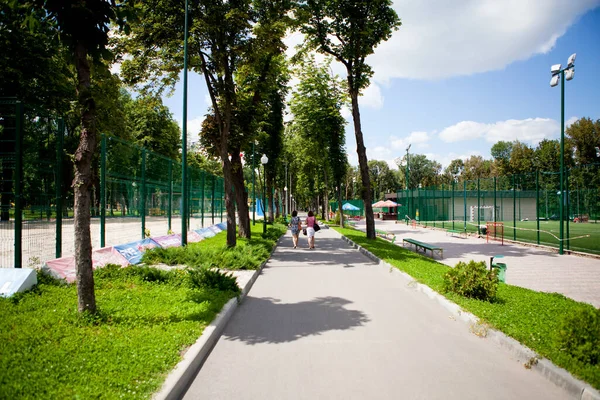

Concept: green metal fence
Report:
left=396, top=166, right=600, bottom=255
left=0, top=100, right=225, bottom=268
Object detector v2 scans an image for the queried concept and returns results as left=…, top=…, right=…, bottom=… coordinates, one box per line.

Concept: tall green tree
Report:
left=534, top=139, right=560, bottom=172
left=567, top=117, right=600, bottom=166
left=288, top=57, right=347, bottom=220
left=28, top=0, right=133, bottom=313
left=509, top=141, right=535, bottom=176
left=398, top=154, right=441, bottom=188
left=122, top=0, right=290, bottom=245
left=462, top=155, right=492, bottom=182
left=297, top=0, right=400, bottom=239
left=490, top=141, right=513, bottom=176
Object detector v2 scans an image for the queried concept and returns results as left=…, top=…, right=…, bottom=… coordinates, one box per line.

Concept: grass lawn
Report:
left=0, top=223, right=284, bottom=399
left=333, top=226, right=600, bottom=390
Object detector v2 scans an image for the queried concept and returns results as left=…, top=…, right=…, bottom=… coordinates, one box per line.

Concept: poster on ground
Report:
left=114, top=238, right=160, bottom=265
left=152, top=234, right=182, bottom=249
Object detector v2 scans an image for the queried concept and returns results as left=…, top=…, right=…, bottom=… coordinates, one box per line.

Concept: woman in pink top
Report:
left=305, top=210, right=316, bottom=249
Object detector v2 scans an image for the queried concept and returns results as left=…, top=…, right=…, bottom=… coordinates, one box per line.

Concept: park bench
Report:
left=376, top=229, right=396, bottom=243
left=446, top=229, right=467, bottom=238
left=403, top=238, right=443, bottom=259
left=346, top=220, right=357, bottom=227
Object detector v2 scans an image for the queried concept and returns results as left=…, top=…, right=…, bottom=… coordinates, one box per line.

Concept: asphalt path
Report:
left=182, top=227, right=568, bottom=400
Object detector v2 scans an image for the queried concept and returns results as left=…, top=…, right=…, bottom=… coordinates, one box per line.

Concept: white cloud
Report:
left=177, top=116, right=205, bottom=147
left=359, top=83, right=384, bottom=109
left=369, top=0, right=600, bottom=81
left=367, top=145, right=393, bottom=161
left=391, top=131, right=430, bottom=150
left=566, top=116, right=579, bottom=128
left=439, top=118, right=560, bottom=145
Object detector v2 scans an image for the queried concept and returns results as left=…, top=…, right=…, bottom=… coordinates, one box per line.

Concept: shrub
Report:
left=261, top=223, right=286, bottom=241
left=187, top=266, right=241, bottom=294
left=555, top=307, right=600, bottom=365
left=443, top=260, right=499, bottom=301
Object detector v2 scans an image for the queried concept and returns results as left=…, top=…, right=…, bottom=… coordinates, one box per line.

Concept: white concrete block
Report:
left=0, top=268, right=38, bottom=297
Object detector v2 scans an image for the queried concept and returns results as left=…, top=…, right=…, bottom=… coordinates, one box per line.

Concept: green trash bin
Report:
left=492, top=263, right=507, bottom=283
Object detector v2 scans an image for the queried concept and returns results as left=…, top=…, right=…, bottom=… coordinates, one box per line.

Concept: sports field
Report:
left=418, top=219, right=600, bottom=255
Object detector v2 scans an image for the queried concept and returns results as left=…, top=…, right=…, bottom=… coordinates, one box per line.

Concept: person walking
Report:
left=305, top=211, right=316, bottom=249
left=289, top=210, right=302, bottom=249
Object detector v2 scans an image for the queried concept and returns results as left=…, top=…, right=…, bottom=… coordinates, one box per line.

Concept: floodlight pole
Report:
left=559, top=70, right=565, bottom=255
left=181, top=0, right=189, bottom=246
left=551, top=55, right=575, bottom=255
left=252, top=141, right=255, bottom=225
left=406, top=146, right=410, bottom=219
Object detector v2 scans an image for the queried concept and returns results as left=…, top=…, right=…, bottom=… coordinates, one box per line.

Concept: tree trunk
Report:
left=338, top=187, right=344, bottom=228
left=324, top=171, right=329, bottom=221
left=349, top=89, right=375, bottom=239
left=73, top=42, right=97, bottom=313
left=267, top=177, right=274, bottom=223
left=230, top=150, right=250, bottom=238
left=220, top=154, right=237, bottom=247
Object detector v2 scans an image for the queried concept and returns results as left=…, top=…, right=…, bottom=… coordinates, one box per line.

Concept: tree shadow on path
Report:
left=223, top=296, right=370, bottom=345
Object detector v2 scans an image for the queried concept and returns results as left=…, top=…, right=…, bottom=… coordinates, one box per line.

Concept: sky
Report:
left=157, top=0, right=600, bottom=170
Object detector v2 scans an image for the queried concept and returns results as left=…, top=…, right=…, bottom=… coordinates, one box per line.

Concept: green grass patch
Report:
left=0, top=266, right=234, bottom=399
left=333, top=226, right=600, bottom=390
left=0, top=223, right=286, bottom=399
left=142, top=223, right=286, bottom=270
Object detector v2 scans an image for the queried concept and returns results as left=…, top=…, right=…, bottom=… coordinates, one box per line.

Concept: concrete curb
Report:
left=336, top=231, right=600, bottom=400
left=153, top=238, right=281, bottom=400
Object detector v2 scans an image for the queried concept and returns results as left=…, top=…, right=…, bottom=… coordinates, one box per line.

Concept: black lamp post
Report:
left=261, top=154, right=268, bottom=233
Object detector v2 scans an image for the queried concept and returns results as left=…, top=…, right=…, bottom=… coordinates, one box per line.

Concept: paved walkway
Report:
left=356, top=219, right=600, bottom=308
left=183, top=227, right=570, bottom=399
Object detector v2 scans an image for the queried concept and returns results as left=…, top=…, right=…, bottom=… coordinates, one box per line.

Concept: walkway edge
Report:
left=153, top=239, right=281, bottom=400
left=336, top=231, right=600, bottom=400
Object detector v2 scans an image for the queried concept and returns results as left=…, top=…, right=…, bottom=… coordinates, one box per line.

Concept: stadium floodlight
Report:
left=565, top=69, right=575, bottom=81
left=549, top=54, right=576, bottom=255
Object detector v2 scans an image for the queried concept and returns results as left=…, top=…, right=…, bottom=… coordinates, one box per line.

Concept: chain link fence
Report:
left=0, top=99, right=225, bottom=268
left=396, top=167, right=600, bottom=255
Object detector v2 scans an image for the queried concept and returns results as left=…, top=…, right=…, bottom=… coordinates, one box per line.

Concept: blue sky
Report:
left=159, top=0, right=600, bottom=170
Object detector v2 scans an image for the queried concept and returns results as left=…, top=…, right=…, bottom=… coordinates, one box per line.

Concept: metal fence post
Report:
left=566, top=168, right=570, bottom=250
left=493, top=177, right=497, bottom=223
left=201, top=171, right=205, bottom=227
left=535, top=170, right=540, bottom=244
left=452, top=180, right=455, bottom=230
left=441, top=184, right=444, bottom=229
left=513, top=174, right=516, bottom=241
left=211, top=175, right=215, bottom=225
left=168, top=160, right=172, bottom=231
left=477, top=178, right=481, bottom=235
left=14, top=101, right=23, bottom=268
left=55, top=118, right=64, bottom=258
left=433, top=185, right=436, bottom=228
left=100, top=134, right=106, bottom=248
left=141, top=148, right=146, bottom=239
left=463, top=181, right=467, bottom=232
left=219, top=179, right=225, bottom=222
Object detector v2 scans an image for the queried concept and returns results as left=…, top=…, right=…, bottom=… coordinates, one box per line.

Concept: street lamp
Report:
left=252, top=141, right=257, bottom=225
left=284, top=186, right=288, bottom=217
left=261, top=154, right=268, bottom=233
left=550, top=53, right=576, bottom=255
left=404, top=144, right=411, bottom=219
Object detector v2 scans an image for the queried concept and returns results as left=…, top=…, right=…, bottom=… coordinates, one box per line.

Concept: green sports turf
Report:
left=419, top=219, right=600, bottom=255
